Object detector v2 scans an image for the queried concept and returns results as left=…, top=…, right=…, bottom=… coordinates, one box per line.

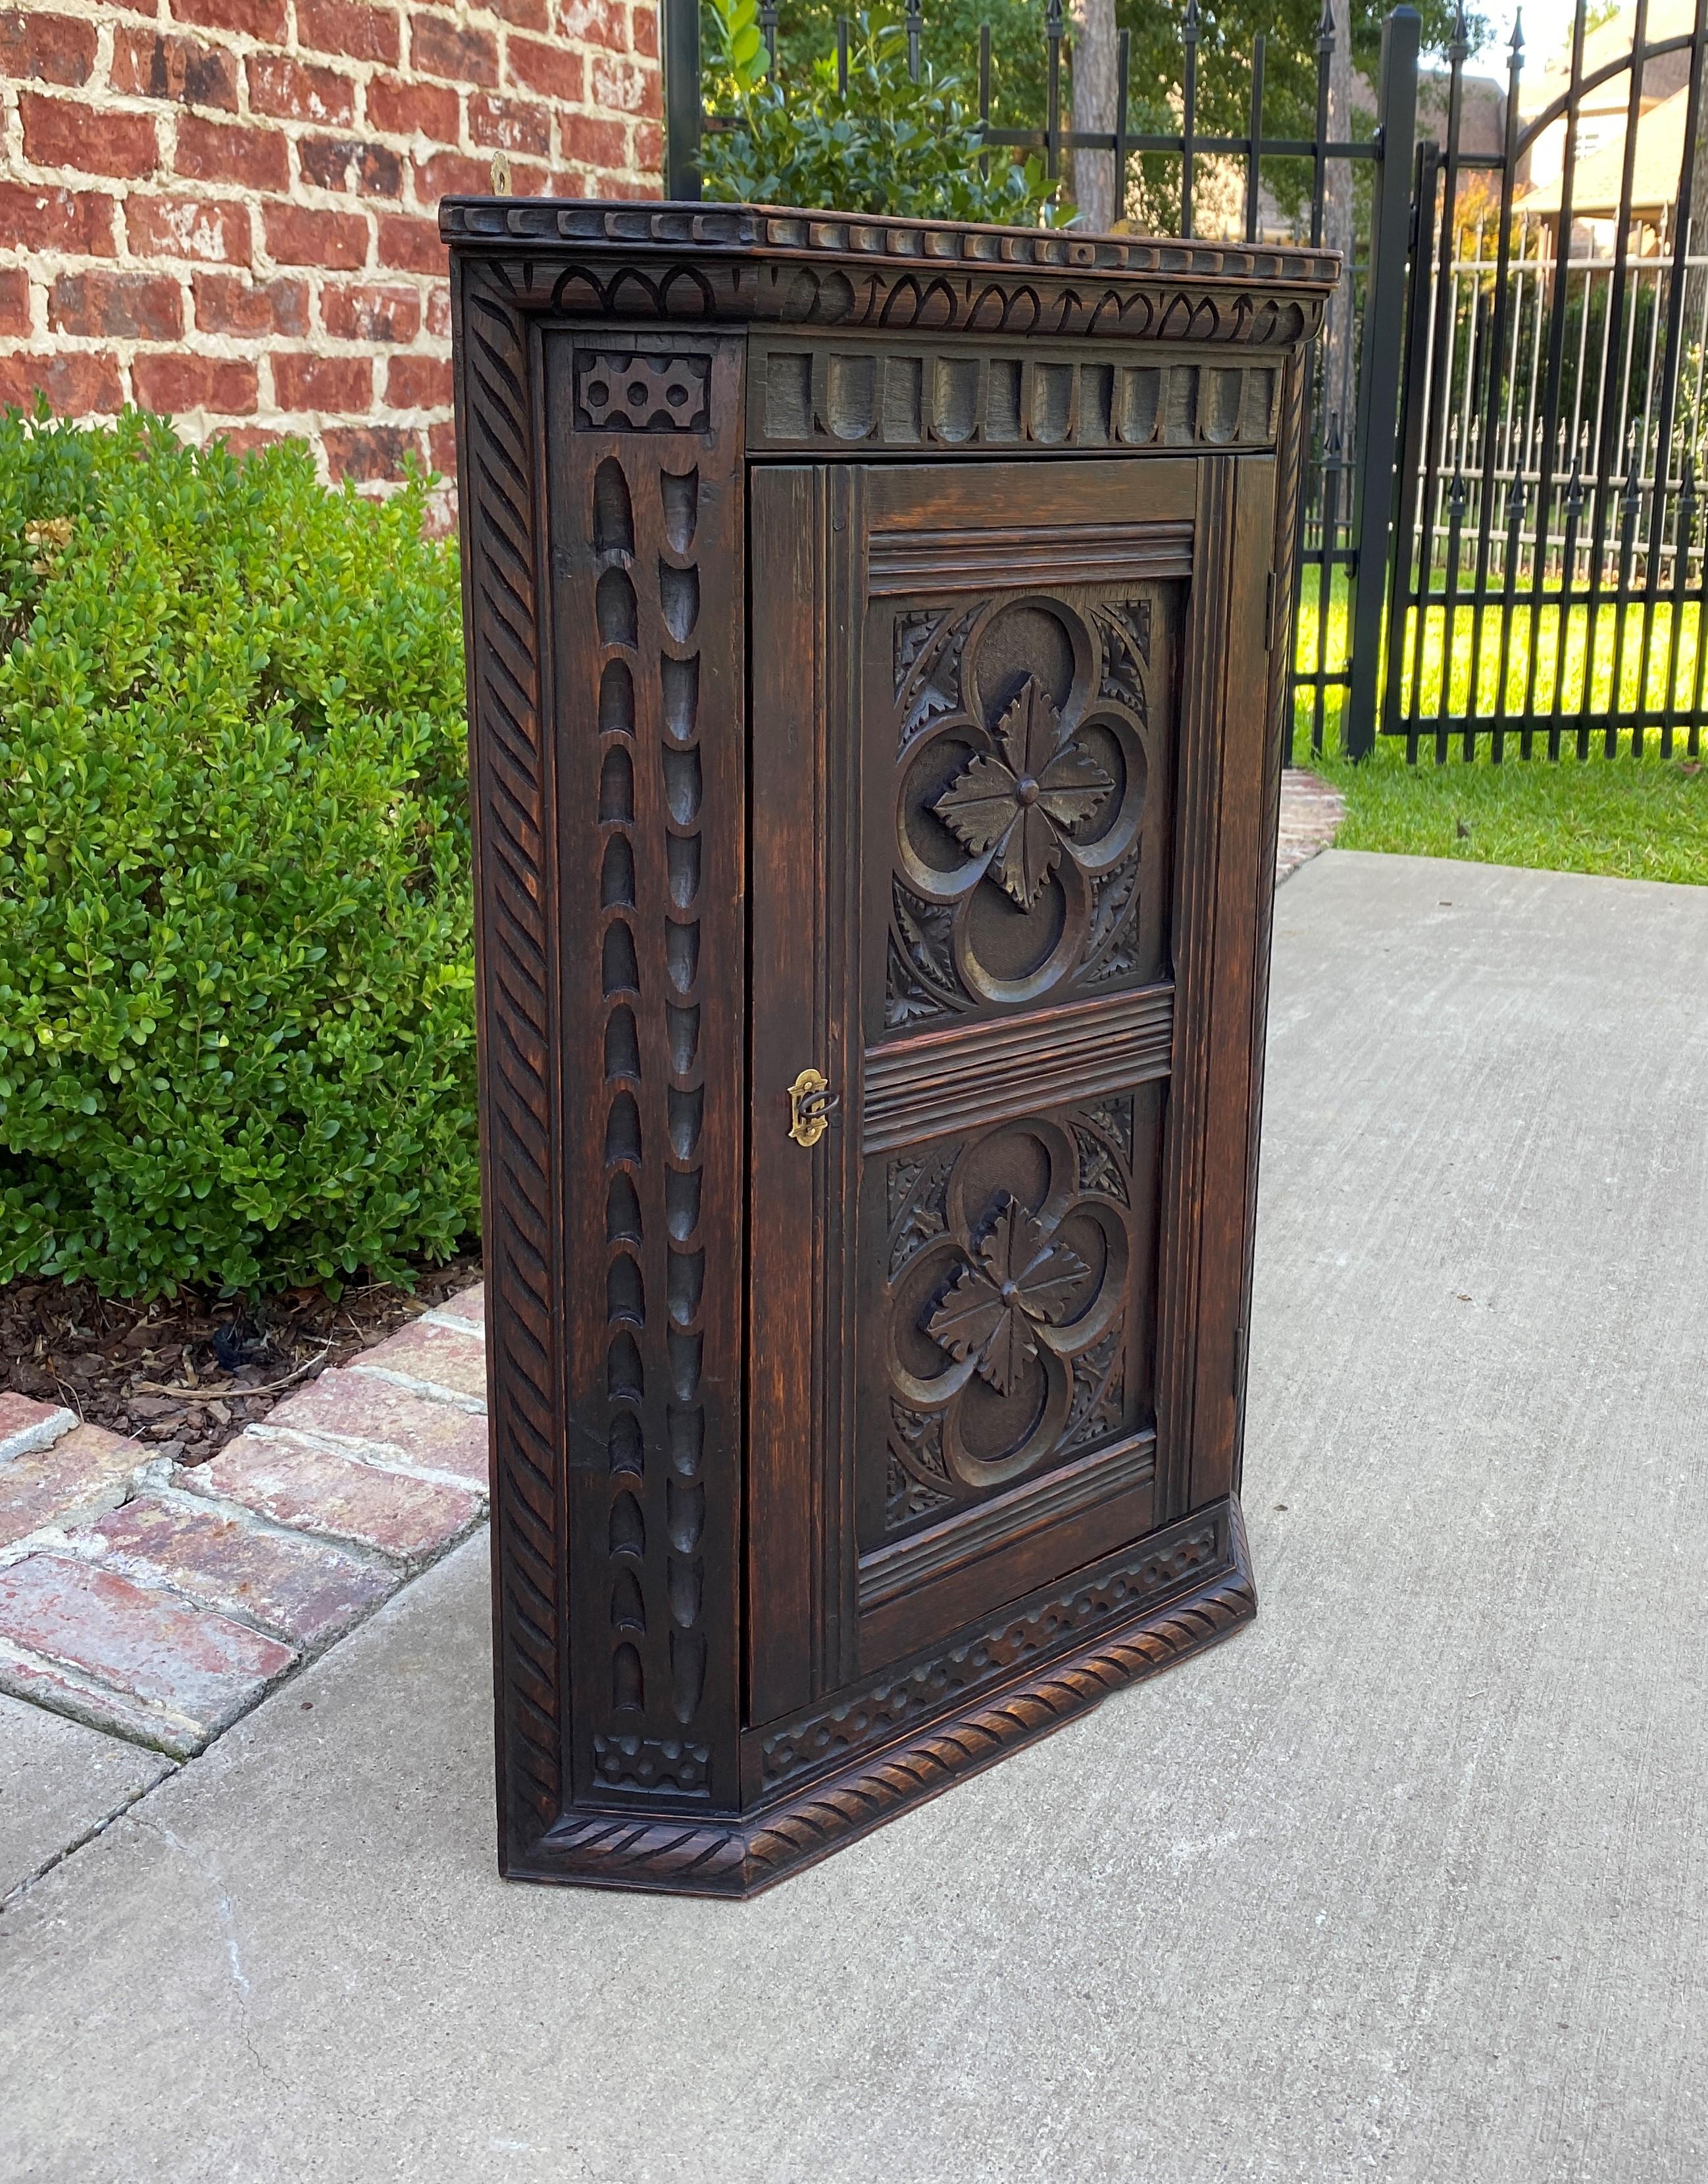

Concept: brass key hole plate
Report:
left=787, top=1067, right=837, bottom=1148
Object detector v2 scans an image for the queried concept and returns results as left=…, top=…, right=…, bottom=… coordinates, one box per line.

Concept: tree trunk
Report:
left=1069, top=0, right=1120, bottom=233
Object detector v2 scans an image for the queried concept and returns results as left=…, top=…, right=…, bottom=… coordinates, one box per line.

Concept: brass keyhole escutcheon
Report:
left=787, top=1067, right=838, bottom=1148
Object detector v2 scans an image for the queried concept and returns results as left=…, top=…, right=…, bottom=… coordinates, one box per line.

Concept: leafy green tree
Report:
left=705, top=0, right=1484, bottom=228
left=701, top=0, right=1064, bottom=222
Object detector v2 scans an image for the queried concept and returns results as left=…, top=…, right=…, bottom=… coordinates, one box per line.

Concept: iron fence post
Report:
left=1343, top=5, right=1421, bottom=758
left=663, top=0, right=703, bottom=202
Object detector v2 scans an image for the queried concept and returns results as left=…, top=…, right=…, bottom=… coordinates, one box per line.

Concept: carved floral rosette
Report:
left=885, top=1101, right=1136, bottom=1532
left=889, top=591, right=1157, bottom=1027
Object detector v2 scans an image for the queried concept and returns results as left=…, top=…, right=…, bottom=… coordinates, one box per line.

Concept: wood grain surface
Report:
left=451, top=206, right=1317, bottom=1892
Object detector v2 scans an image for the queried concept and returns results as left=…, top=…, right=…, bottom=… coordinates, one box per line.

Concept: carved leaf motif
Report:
left=1086, top=1096, right=1136, bottom=1162
left=888, top=1145, right=957, bottom=1276
left=890, top=1399, right=950, bottom=1479
left=887, top=879, right=964, bottom=1027
left=895, top=609, right=938, bottom=688
left=894, top=605, right=975, bottom=751
left=926, top=1195, right=1089, bottom=1396
left=1074, top=1126, right=1129, bottom=1204
left=1063, top=1323, right=1124, bottom=1452
left=886, top=1398, right=955, bottom=1533
left=886, top=1451, right=956, bottom=1527
left=1084, top=844, right=1143, bottom=984
left=1095, top=598, right=1151, bottom=720
left=887, top=1153, right=924, bottom=1227
left=933, top=680, right=1113, bottom=909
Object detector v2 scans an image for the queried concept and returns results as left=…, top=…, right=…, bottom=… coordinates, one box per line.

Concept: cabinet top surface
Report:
left=441, top=199, right=1339, bottom=349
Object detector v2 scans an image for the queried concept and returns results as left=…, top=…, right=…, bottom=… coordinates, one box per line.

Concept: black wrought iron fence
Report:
left=1387, top=0, right=1708, bottom=759
left=660, top=0, right=1708, bottom=761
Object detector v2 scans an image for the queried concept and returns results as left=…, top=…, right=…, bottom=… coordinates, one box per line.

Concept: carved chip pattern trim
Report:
left=516, top=1507, right=1253, bottom=1891
left=759, top=1508, right=1238, bottom=1793
left=575, top=349, right=711, bottom=432
left=441, top=198, right=1339, bottom=293
left=591, top=1734, right=712, bottom=1795
left=440, top=214, right=1333, bottom=354
left=515, top=1511, right=1249, bottom=1887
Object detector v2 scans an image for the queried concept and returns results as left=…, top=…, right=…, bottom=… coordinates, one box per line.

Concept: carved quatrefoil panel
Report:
left=884, top=1113, right=1133, bottom=1531
left=886, top=592, right=1157, bottom=1027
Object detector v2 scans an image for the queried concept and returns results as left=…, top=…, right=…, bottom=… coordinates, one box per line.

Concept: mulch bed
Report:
left=0, top=1250, right=484, bottom=1469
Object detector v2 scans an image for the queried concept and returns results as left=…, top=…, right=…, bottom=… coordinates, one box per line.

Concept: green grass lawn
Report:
left=1292, top=567, right=1708, bottom=885
left=1305, top=742, right=1708, bottom=886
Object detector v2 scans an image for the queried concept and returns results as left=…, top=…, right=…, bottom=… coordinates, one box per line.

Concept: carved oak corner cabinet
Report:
left=445, top=198, right=1334, bottom=1896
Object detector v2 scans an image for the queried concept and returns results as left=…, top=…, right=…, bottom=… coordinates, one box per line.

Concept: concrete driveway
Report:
left=2, top=848, right=1705, bottom=2184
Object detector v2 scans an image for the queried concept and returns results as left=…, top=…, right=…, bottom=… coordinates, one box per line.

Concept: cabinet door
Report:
left=748, top=454, right=1275, bottom=1719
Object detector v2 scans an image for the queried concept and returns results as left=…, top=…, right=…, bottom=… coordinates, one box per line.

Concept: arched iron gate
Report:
left=1373, top=0, right=1708, bottom=759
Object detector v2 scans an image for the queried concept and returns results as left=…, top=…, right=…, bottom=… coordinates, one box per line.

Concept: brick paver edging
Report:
left=0, top=1284, right=488, bottom=1785
left=1276, top=768, right=1345, bottom=882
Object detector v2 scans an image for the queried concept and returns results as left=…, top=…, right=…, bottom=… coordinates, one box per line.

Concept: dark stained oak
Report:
left=447, top=199, right=1332, bottom=1896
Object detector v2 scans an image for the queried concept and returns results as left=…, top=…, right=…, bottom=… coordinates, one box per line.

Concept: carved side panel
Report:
left=456, top=259, right=565, bottom=1863
left=544, top=330, right=745, bottom=1810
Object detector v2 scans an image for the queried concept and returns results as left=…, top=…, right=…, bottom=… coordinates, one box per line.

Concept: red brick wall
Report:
left=0, top=0, right=661, bottom=495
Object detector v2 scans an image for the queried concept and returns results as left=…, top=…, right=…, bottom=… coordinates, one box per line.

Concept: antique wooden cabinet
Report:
left=445, top=199, right=1334, bottom=1894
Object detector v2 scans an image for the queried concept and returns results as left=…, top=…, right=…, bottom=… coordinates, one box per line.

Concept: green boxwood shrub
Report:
left=0, top=409, right=478, bottom=1298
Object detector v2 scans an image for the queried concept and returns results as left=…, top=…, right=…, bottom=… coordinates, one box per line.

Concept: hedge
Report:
left=0, top=409, right=478, bottom=1298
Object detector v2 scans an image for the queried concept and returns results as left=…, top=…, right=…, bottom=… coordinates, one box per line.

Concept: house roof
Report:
left=1519, top=0, right=1699, bottom=119
left=1517, top=78, right=1690, bottom=214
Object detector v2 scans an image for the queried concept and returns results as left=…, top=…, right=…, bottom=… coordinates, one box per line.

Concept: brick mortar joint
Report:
left=234, top=1421, right=490, bottom=1500
left=346, top=1361, right=486, bottom=1414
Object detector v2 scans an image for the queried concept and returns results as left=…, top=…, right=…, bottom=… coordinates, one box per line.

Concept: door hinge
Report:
left=1263, top=571, right=1278, bottom=652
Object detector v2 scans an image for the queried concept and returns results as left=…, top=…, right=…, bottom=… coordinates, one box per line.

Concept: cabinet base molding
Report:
left=506, top=1495, right=1256, bottom=1899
